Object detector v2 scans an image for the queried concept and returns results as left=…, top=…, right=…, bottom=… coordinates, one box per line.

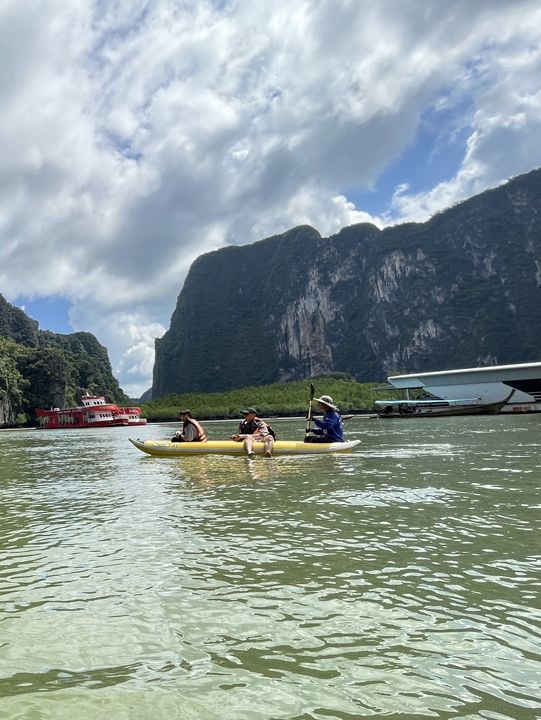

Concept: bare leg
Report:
left=264, top=436, right=274, bottom=457
left=243, top=436, right=255, bottom=458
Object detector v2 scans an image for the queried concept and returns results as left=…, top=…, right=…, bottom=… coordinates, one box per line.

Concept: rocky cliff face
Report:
left=0, top=395, right=17, bottom=426
left=153, top=168, right=541, bottom=396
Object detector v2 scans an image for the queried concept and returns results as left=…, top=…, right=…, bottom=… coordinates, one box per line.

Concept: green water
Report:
left=0, top=416, right=540, bottom=719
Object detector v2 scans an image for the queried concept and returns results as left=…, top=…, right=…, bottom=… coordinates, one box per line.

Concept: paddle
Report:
left=305, top=383, right=315, bottom=435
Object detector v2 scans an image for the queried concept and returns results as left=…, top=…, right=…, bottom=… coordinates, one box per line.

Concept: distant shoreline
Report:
left=0, top=413, right=372, bottom=431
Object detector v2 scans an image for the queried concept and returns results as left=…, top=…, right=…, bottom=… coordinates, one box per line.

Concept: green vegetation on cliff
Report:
left=0, top=297, right=39, bottom=346
left=0, top=295, right=128, bottom=426
left=141, top=376, right=391, bottom=421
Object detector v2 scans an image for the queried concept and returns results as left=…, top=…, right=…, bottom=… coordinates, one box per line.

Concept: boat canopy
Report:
left=375, top=397, right=482, bottom=406
left=388, top=361, right=541, bottom=389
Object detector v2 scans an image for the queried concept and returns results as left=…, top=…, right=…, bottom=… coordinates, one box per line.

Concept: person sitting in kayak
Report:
left=171, top=410, right=207, bottom=442
left=305, top=395, right=344, bottom=443
left=231, top=408, right=274, bottom=458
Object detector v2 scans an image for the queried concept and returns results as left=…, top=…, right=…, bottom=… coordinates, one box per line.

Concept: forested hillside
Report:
left=141, top=375, right=386, bottom=421
left=0, top=295, right=128, bottom=426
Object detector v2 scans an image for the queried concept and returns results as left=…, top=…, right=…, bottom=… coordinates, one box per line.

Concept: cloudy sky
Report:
left=1, top=0, right=541, bottom=397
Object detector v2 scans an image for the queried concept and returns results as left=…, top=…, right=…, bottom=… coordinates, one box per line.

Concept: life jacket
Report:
left=186, top=418, right=207, bottom=442
left=239, top=418, right=276, bottom=439
left=239, top=418, right=260, bottom=434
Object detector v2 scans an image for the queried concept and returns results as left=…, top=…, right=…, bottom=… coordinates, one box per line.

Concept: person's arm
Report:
left=313, top=413, right=341, bottom=436
left=310, top=417, right=324, bottom=434
left=252, top=419, right=269, bottom=438
left=322, top=412, right=343, bottom=440
left=313, top=416, right=328, bottom=430
left=232, top=421, right=243, bottom=441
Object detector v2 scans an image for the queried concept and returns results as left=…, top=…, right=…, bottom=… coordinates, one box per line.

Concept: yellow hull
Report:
left=129, top=438, right=360, bottom=457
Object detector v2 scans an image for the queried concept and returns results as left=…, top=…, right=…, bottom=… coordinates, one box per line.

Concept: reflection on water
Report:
left=0, top=416, right=540, bottom=719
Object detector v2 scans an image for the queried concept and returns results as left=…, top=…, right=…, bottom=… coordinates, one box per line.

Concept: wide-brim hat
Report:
left=240, top=407, right=257, bottom=415
left=314, top=395, right=339, bottom=411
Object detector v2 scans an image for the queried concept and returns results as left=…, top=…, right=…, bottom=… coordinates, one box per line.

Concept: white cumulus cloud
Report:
left=0, top=0, right=540, bottom=396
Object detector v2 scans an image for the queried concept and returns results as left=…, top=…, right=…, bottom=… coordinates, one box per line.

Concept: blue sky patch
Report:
left=16, top=296, right=73, bottom=335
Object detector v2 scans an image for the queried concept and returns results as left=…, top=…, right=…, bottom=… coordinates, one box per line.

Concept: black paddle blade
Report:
left=306, top=383, right=315, bottom=432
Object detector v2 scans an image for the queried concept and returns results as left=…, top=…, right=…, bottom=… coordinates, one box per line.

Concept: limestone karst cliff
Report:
left=152, top=168, right=541, bottom=396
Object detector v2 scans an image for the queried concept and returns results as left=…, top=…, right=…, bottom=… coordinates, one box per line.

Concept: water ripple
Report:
left=1, top=419, right=540, bottom=718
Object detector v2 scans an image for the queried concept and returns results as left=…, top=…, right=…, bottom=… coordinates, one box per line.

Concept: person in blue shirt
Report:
left=305, top=395, right=344, bottom=443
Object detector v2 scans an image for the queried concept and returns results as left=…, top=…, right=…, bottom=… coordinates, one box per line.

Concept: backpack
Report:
left=266, top=423, right=277, bottom=440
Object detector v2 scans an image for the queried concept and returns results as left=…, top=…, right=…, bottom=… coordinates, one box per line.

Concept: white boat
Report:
left=387, top=361, right=541, bottom=413
left=374, top=393, right=512, bottom=418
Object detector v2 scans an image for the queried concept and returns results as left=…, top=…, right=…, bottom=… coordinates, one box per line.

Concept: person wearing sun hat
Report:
left=231, top=407, right=275, bottom=458
left=305, top=395, right=345, bottom=443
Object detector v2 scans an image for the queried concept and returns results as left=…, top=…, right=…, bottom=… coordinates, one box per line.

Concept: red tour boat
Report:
left=36, top=395, right=147, bottom=429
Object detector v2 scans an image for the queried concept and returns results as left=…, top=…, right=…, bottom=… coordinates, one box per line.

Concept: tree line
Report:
left=141, top=376, right=396, bottom=421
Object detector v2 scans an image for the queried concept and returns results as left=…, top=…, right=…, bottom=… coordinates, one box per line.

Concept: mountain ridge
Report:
left=152, top=167, right=541, bottom=396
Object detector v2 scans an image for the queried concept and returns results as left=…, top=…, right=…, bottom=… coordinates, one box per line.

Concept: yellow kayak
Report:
left=129, top=438, right=361, bottom=457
